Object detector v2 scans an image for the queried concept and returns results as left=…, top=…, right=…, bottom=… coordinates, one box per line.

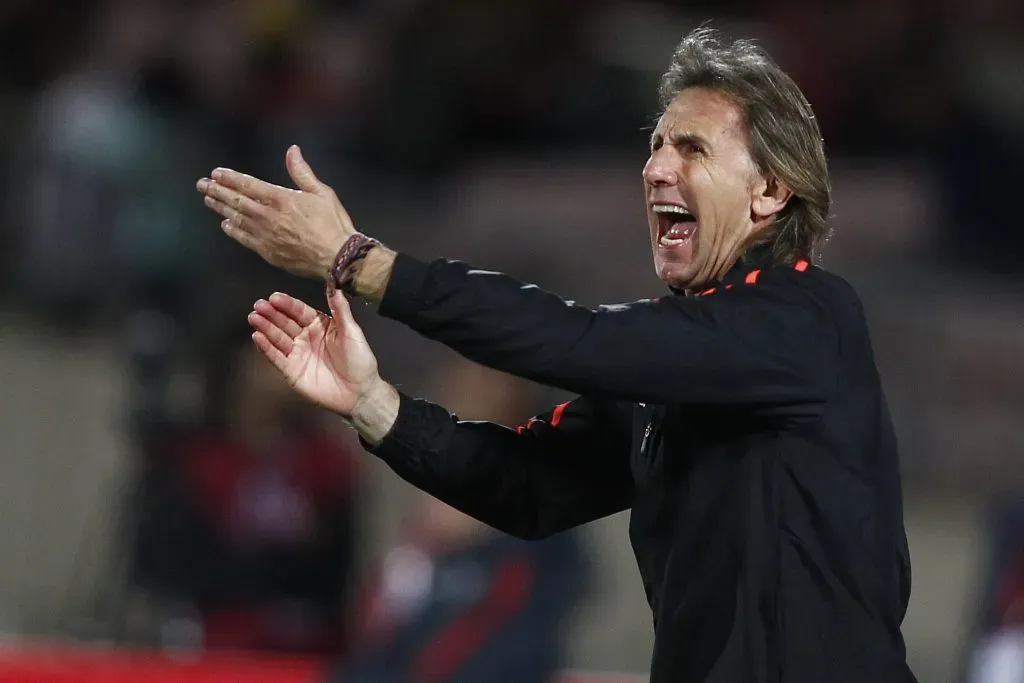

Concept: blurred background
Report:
left=0, top=0, right=1022, bottom=681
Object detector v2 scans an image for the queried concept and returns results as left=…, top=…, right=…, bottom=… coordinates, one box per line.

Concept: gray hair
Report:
left=659, top=26, right=832, bottom=264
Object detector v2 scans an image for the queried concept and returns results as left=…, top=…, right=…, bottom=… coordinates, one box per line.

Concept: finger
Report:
left=327, top=288, right=353, bottom=324
left=327, top=290, right=367, bottom=342
left=268, top=291, right=319, bottom=328
left=248, top=312, right=294, bottom=356
left=285, top=145, right=325, bottom=195
left=210, top=168, right=289, bottom=205
left=197, top=178, right=269, bottom=219
left=203, top=195, right=242, bottom=224
left=252, top=332, right=290, bottom=374
left=219, top=213, right=261, bottom=251
left=204, top=196, right=265, bottom=256
left=254, top=299, right=304, bottom=338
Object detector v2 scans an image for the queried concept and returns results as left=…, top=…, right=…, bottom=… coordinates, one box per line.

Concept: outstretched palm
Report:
left=248, top=289, right=380, bottom=416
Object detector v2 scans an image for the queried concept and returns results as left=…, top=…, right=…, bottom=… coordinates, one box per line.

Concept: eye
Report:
left=683, top=142, right=704, bottom=156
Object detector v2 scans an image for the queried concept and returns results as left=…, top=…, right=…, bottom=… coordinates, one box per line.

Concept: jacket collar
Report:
left=668, top=244, right=777, bottom=297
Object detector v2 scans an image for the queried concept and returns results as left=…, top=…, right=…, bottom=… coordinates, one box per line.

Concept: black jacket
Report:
left=363, top=250, right=918, bottom=683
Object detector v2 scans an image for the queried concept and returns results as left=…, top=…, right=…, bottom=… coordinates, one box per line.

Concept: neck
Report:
left=740, top=241, right=776, bottom=266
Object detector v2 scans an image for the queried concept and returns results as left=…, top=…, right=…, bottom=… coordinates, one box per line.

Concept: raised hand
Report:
left=248, top=289, right=381, bottom=417
left=197, top=145, right=357, bottom=279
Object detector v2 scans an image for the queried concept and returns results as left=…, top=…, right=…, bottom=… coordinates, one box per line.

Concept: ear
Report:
left=750, top=174, right=793, bottom=224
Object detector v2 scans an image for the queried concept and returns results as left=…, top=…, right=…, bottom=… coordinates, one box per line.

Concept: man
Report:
left=196, top=28, right=917, bottom=683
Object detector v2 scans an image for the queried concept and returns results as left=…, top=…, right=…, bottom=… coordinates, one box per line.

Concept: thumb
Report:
left=327, top=289, right=358, bottom=330
left=286, top=145, right=323, bottom=194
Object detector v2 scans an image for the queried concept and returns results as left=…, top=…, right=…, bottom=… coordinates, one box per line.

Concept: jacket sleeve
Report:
left=362, top=392, right=634, bottom=540
left=379, top=253, right=839, bottom=414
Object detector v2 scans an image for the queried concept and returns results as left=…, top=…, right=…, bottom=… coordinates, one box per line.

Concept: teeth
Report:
left=653, top=204, right=693, bottom=217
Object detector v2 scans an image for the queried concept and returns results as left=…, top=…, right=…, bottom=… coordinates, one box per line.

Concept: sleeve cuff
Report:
left=358, top=389, right=439, bottom=456
left=378, top=252, right=433, bottom=321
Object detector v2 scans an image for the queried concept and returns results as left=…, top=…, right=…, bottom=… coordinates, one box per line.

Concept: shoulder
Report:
left=594, top=262, right=865, bottom=338
left=748, top=265, right=877, bottom=368
left=778, top=263, right=867, bottom=329
left=728, top=261, right=861, bottom=316
left=695, top=262, right=861, bottom=352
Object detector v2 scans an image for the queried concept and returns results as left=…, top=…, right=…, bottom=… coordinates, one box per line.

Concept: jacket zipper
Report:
left=640, top=419, right=654, bottom=454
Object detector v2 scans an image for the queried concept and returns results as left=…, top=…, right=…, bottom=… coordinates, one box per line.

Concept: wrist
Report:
left=328, top=233, right=381, bottom=291
left=319, top=235, right=348, bottom=278
left=351, top=245, right=397, bottom=303
left=348, top=377, right=400, bottom=446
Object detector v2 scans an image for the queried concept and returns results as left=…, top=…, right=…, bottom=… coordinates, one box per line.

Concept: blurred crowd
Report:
left=1, top=0, right=1022, bottom=331
left=127, top=331, right=587, bottom=681
left=0, top=0, right=1022, bottom=680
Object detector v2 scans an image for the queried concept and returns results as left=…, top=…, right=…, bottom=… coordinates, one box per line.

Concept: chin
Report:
left=655, top=259, right=699, bottom=290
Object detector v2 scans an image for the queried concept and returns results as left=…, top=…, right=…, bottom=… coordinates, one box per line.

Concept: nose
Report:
left=643, top=149, right=679, bottom=187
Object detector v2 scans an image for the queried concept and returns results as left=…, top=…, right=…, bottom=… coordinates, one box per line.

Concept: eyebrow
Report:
left=650, top=131, right=712, bottom=151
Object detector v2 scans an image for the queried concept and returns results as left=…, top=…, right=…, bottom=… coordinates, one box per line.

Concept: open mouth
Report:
left=653, top=204, right=697, bottom=247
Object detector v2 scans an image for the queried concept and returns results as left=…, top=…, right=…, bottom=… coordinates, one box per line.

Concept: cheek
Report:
left=695, top=170, right=747, bottom=222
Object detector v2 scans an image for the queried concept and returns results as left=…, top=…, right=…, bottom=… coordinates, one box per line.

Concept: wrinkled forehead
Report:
left=654, top=87, right=748, bottom=146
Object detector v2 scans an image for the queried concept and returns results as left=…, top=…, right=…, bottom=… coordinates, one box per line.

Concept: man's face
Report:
left=644, top=87, right=776, bottom=290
